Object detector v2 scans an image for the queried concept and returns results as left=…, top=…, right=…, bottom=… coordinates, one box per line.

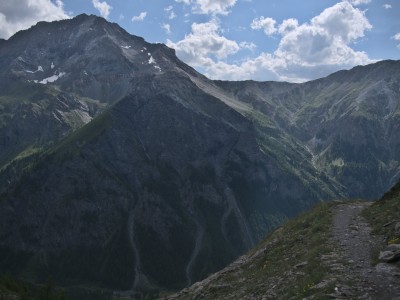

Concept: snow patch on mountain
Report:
left=148, top=56, right=155, bottom=64
left=25, top=65, right=45, bottom=73
left=35, top=72, right=66, bottom=84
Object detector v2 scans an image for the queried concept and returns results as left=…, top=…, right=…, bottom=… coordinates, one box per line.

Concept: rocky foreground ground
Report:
left=326, top=203, right=400, bottom=299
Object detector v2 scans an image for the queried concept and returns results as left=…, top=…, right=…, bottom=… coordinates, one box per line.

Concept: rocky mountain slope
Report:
left=0, top=14, right=399, bottom=295
left=167, top=181, right=400, bottom=299
left=216, top=61, right=400, bottom=199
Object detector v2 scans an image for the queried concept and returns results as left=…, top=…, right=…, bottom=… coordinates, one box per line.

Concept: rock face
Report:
left=0, top=14, right=399, bottom=293
left=0, top=14, right=177, bottom=103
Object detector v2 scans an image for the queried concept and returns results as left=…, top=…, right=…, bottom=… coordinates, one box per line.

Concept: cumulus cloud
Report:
left=278, top=18, right=299, bottom=35
left=167, top=19, right=242, bottom=67
left=174, top=0, right=237, bottom=15
left=239, top=41, right=256, bottom=51
left=0, top=0, right=69, bottom=39
left=168, top=1, right=374, bottom=82
left=251, top=16, right=277, bottom=36
left=204, top=53, right=281, bottom=81
left=273, top=1, right=373, bottom=80
left=347, top=0, right=371, bottom=5
left=383, top=4, right=392, bottom=9
left=193, top=0, right=237, bottom=15
left=92, top=0, right=112, bottom=19
left=132, top=12, right=147, bottom=22
left=175, top=0, right=191, bottom=4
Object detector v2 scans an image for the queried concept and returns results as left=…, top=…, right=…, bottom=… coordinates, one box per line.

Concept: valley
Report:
left=0, top=14, right=399, bottom=298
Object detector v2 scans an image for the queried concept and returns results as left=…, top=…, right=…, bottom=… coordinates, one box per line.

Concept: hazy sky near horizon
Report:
left=0, top=0, right=399, bottom=82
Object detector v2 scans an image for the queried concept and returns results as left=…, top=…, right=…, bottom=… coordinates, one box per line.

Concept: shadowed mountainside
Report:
left=0, top=14, right=399, bottom=294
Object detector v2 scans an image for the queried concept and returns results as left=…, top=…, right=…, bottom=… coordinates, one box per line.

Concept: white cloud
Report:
left=239, top=41, right=256, bottom=51
left=132, top=12, right=147, bottom=22
left=193, top=0, right=237, bottom=15
left=174, top=0, right=237, bottom=15
left=273, top=1, right=373, bottom=79
left=165, top=6, right=177, bottom=19
left=392, top=32, right=400, bottom=49
left=316, top=2, right=371, bottom=41
left=0, top=0, right=69, bottom=39
left=168, top=1, right=374, bottom=82
left=278, top=18, right=299, bottom=35
left=251, top=17, right=277, bottom=36
left=168, top=11, right=176, bottom=20
left=347, top=0, right=371, bottom=5
left=162, top=23, right=171, bottom=34
left=92, top=0, right=112, bottom=19
left=169, top=11, right=177, bottom=19
left=167, top=20, right=241, bottom=66
left=393, top=33, right=400, bottom=41
left=175, top=0, right=191, bottom=4
left=383, top=4, right=392, bottom=9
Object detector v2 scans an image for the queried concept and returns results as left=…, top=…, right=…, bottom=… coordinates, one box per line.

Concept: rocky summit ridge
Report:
left=0, top=14, right=399, bottom=297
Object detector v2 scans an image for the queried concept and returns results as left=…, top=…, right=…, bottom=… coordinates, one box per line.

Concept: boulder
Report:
left=379, top=245, right=400, bottom=263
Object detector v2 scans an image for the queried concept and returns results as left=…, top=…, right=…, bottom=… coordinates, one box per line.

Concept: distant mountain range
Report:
left=0, top=14, right=399, bottom=293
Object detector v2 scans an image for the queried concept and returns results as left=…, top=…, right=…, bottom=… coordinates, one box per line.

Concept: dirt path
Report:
left=329, top=202, right=400, bottom=299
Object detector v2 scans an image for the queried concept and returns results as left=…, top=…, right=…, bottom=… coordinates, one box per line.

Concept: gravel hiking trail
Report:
left=330, top=202, right=400, bottom=299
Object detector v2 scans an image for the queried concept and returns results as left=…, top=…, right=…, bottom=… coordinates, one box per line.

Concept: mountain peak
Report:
left=0, top=14, right=186, bottom=102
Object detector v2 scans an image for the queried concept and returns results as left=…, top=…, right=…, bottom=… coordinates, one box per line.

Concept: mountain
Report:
left=0, top=14, right=183, bottom=102
left=215, top=60, right=400, bottom=199
left=0, top=14, right=399, bottom=295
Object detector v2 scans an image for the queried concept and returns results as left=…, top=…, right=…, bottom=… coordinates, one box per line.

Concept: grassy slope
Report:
left=363, top=181, right=400, bottom=244
left=0, top=275, right=66, bottom=300
left=171, top=201, right=336, bottom=299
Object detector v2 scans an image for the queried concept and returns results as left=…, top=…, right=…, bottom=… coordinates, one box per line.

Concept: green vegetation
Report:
left=0, top=275, right=65, bottom=300
left=176, top=202, right=338, bottom=299
left=0, top=274, right=113, bottom=300
left=49, top=109, right=111, bottom=157
left=0, top=146, right=43, bottom=173
left=363, top=181, right=400, bottom=241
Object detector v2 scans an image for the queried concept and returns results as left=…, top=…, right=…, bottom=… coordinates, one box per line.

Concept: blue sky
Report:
left=0, top=0, right=399, bottom=82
